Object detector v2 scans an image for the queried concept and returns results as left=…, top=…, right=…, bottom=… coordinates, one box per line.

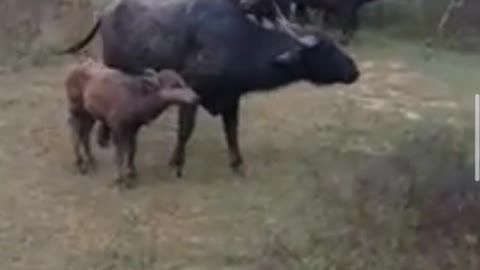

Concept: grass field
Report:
left=0, top=35, right=478, bottom=270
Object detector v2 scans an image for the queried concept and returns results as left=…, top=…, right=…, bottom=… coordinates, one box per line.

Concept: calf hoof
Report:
left=112, top=175, right=125, bottom=187
left=86, top=158, right=98, bottom=173
left=75, top=160, right=88, bottom=175
left=98, top=139, right=110, bottom=149
left=122, top=179, right=137, bottom=190
left=97, top=133, right=110, bottom=148
left=126, top=170, right=137, bottom=180
left=112, top=174, right=138, bottom=190
left=78, top=166, right=88, bottom=175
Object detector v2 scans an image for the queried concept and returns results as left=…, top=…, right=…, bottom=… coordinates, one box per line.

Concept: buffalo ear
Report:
left=273, top=50, right=300, bottom=66
left=299, top=35, right=318, bottom=48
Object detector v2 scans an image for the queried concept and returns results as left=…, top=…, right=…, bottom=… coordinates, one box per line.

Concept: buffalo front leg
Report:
left=221, top=98, right=245, bottom=176
left=169, top=104, right=198, bottom=178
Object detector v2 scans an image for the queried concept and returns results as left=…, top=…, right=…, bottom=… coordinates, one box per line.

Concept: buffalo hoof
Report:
left=171, top=167, right=183, bottom=179
left=231, top=163, right=247, bottom=178
left=75, top=159, right=89, bottom=175
left=169, top=160, right=184, bottom=178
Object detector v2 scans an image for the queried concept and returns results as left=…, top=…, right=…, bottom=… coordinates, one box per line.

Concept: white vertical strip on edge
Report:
left=476, top=94, right=479, bottom=181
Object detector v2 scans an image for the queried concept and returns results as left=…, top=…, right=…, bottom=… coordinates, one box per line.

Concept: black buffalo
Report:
left=295, top=0, right=379, bottom=44
left=60, top=0, right=359, bottom=177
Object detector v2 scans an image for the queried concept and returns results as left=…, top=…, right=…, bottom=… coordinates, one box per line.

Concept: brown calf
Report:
left=65, top=59, right=199, bottom=188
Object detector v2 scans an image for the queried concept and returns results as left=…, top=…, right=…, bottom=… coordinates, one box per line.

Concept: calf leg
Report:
left=68, top=113, right=86, bottom=173
left=221, top=98, right=244, bottom=176
left=125, top=129, right=139, bottom=188
left=68, top=110, right=96, bottom=173
left=169, top=104, right=198, bottom=178
left=112, top=129, right=128, bottom=186
left=112, top=128, right=138, bottom=189
left=97, top=121, right=111, bottom=148
left=78, top=114, right=96, bottom=172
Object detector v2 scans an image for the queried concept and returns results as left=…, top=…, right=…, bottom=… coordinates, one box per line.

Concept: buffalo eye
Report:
left=273, top=50, right=300, bottom=66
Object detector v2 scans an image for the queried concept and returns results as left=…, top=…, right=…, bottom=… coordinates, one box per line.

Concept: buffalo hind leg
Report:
left=221, top=98, right=245, bottom=177
left=169, top=104, right=198, bottom=178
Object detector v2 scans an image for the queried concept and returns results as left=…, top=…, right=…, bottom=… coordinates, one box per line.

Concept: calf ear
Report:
left=299, top=35, right=318, bottom=48
left=139, top=77, right=159, bottom=93
left=143, top=68, right=157, bottom=77
left=273, top=50, right=300, bottom=66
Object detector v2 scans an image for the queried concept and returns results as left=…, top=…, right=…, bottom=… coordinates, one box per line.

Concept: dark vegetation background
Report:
left=0, top=1, right=478, bottom=269
left=1, top=0, right=479, bottom=66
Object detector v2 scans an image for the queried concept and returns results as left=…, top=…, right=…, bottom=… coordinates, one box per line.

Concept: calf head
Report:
left=274, top=35, right=360, bottom=85
left=143, top=68, right=199, bottom=105
left=157, top=85, right=199, bottom=106
left=139, top=69, right=161, bottom=94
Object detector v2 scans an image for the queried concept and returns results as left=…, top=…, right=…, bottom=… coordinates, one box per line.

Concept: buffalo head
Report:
left=273, top=34, right=359, bottom=85
left=271, top=1, right=359, bottom=85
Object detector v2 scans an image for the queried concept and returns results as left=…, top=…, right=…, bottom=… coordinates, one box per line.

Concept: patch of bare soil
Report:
left=342, top=59, right=457, bottom=123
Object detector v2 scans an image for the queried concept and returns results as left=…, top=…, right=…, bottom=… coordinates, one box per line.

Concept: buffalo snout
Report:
left=341, top=56, right=360, bottom=84
left=345, top=66, right=360, bottom=84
